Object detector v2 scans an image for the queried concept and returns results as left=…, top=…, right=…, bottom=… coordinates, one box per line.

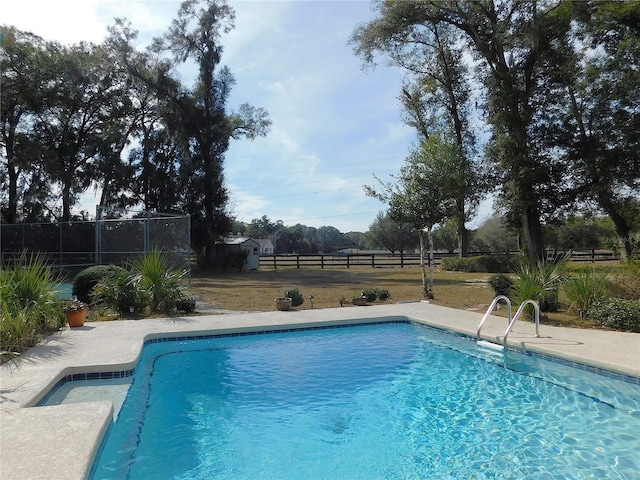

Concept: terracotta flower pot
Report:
left=65, top=308, right=89, bottom=327
left=275, top=297, right=292, bottom=311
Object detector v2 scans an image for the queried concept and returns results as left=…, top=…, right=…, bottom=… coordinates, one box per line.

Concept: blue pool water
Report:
left=55, top=282, right=74, bottom=299
left=91, top=322, right=640, bottom=479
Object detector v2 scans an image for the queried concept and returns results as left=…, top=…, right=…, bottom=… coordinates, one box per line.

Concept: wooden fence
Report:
left=261, top=253, right=425, bottom=269
left=259, top=250, right=617, bottom=269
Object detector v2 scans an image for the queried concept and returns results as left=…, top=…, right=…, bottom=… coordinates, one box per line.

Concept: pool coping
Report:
left=1, top=302, right=639, bottom=480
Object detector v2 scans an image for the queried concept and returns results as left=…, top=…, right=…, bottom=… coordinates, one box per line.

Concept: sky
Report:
left=3, top=0, right=493, bottom=232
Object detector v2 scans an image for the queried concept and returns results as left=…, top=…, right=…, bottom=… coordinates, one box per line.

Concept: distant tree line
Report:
left=1, top=0, right=270, bottom=265
left=231, top=212, right=629, bottom=257
left=231, top=215, right=366, bottom=254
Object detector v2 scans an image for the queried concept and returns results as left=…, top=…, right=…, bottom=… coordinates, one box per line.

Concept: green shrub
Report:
left=512, top=255, right=569, bottom=313
left=72, top=265, right=126, bottom=303
left=0, top=252, right=65, bottom=360
left=361, top=288, right=380, bottom=302
left=1, top=304, right=39, bottom=356
left=284, top=288, right=304, bottom=307
left=591, top=299, right=640, bottom=332
left=378, top=289, right=391, bottom=301
left=476, top=255, right=518, bottom=273
left=134, top=249, right=187, bottom=312
left=564, top=270, right=609, bottom=319
left=175, top=297, right=196, bottom=313
left=221, top=250, right=250, bottom=272
left=92, top=267, right=148, bottom=316
left=91, top=250, right=188, bottom=315
left=441, top=255, right=522, bottom=273
left=489, top=274, right=514, bottom=298
left=441, top=257, right=483, bottom=272
left=607, top=259, right=640, bottom=300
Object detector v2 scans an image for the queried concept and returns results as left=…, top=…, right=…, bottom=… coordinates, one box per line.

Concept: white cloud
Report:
left=3, top=0, right=106, bottom=44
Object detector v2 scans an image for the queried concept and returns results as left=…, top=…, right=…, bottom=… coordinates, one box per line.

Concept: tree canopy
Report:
left=365, top=132, right=461, bottom=297
left=351, top=0, right=640, bottom=260
left=1, top=0, right=271, bottom=264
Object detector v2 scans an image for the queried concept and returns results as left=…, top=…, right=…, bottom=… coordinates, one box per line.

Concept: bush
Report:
left=489, top=274, right=514, bottom=298
left=591, top=299, right=640, bottom=332
left=91, top=267, right=148, bottom=316
left=477, top=255, right=521, bottom=273
left=441, top=257, right=482, bottom=272
left=563, top=269, right=609, bottom=319
left=175, top=297, right=196, bottom=313
left=358, top=288, right=391, bottom=302
left=91, top=250, right=188, bottom=315
left=441, top=255, right=522, bottom=273
left=220, top=250, right=250, bottom=272
left=361, top=288, right=379, bottom=302
left=512, top=255, right=569, bottom=313
left=73, top=265, right=126, bottom=303
left=134, top=249, right=187, bottom=312
left=378, top=289, right=391, bottom=301
left=0, top=252, right=65, bottom=360
left=284, top=288, right=304, bottom=307
left=607, top=259, right=640, bottom=300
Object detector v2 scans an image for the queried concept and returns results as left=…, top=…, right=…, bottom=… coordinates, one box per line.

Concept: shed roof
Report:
left=222, top=236, right=259, bottom=246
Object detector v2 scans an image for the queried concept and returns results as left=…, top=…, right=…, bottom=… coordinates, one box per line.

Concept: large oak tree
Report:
left=354, top=0, right=574, bottom=260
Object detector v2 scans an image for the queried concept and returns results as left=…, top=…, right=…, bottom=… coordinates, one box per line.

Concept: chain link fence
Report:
left=1, top=206, right=190, bottom=280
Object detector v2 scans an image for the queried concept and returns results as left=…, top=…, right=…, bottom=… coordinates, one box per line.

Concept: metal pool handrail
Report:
left=503, top=299, right=540, bottom=351
left=476, top=295, right=512, bottom=341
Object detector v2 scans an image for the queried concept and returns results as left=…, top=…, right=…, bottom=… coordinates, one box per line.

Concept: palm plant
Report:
left=512, top=253, right=570, bottom=315
left=0, top=252, right=65, bottom=360
left=91, top=267, right=148, bottom=316
left=564, top=269, right=609, bottom=319
left=133, top=249, right=187, bottom=313
left=91, top=250, right=188, bottom=316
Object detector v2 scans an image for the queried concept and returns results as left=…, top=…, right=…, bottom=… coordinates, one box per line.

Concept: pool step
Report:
left=477, top=340, right=505, bottom=361
left=477, top=339, right=502, bottom=350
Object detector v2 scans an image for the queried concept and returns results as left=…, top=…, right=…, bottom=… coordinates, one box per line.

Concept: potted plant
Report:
left=275, top=297, right=293, bottom=311
left=351, top=293, right=368, bottom=306
left=63, top=298, right=89, bottom=327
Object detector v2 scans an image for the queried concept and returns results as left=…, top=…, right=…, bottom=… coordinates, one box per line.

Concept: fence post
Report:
left=321, top=255, right=324, bottom=269
left=95, top=206, right=101, bottom=265
left=400, top=252, right=404, bottom=268
left=144, top=211, right=150, bottom=254
left=273, top=255, right=277, bottom=269
left=371, top=254, right=375, bottom=268
left=296, top=255, right=300, bottom=268
left=59, top=223, right=63, bottom=268
left=347, top=255, right=350, bottom=269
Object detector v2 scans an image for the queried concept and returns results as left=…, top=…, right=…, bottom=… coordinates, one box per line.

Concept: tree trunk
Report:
left=418, top=230, right=428, bottom=298
left=458, top=222, right=469, bottom=257
left=598, top=194, right=632, bottom=261
left=6, top=163, right=19, bottom=224
left=61, top=179, right=72, bottom=222
left=418, top=229, right=434, bottom=299
left=427, top=226, right=435, bottom=298
left=99, top=180, right=111, bottom=207
left=3, top=120, right=20, bottom=223
left=521, top=205, right=545, bottom=261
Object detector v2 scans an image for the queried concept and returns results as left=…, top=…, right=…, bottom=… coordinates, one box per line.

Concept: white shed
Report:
left=256, top=238, right=274, bottom=255
left=221, top=236, right=260, bottom=270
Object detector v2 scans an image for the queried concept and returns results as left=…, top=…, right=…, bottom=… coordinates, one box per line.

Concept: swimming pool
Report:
left=90, top=321, right=640, bottom=479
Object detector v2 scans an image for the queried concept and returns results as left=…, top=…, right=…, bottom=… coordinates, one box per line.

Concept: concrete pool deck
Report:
left=1, top=302, right=639, bottom=480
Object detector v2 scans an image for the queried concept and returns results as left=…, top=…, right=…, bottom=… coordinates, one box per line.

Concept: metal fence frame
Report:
left=1, top=206, right=191, bottom=279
